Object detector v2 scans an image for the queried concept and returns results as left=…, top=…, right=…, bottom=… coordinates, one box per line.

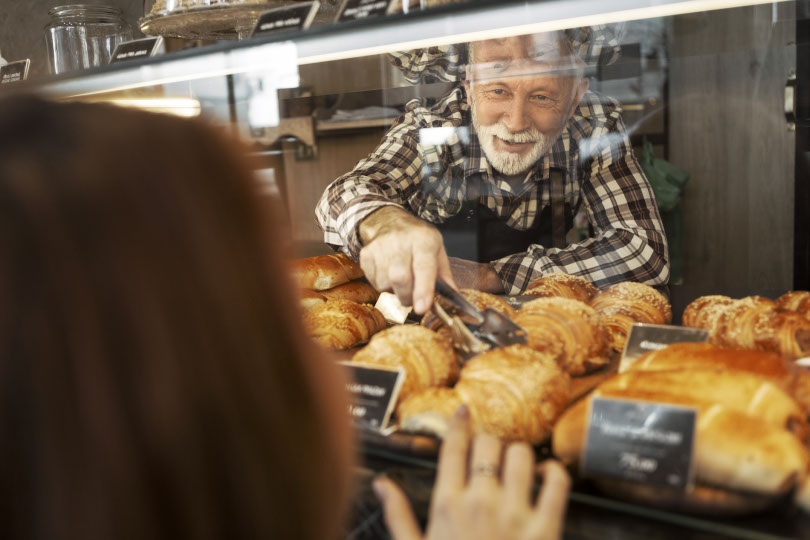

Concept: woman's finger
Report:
left=527, top=460, right=571, bottom=540
left=374, top=476, right=423, bottom=540
left=433, top=405, right=471, bottom=501
left=501, top=442, right=534, bottom=512
left=467, top=433, right=503, bottom=492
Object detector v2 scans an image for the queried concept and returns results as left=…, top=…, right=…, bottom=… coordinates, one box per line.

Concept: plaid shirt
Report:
left=316, top=86, right=669, bottom=295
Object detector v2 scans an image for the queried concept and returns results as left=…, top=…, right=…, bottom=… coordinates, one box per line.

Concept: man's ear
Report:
left=568, top=77, right=589, bottom=119
left=464, top=69, right=472, bottom=108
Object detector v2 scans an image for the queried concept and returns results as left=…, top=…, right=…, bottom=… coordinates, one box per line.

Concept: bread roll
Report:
left=596, top=369, right=806, bottom=436
left=682, top=295, right=734, bottom=329
left=352, top=325, right=458, bottom=403
left=589, top=282, right=672, bottom=353
left=299, top=289, right=326, bottom=311
left=553, top=397, right=809, bottom=496
left=291, top=253, right=364, bottom=291
left=524, top=273, right=597, bottom=303
left=303, top=299, right=386, bottom=350
left=778, top=291, right=810, bottom=319
left=320, top=281, right=379, bottom=304
left=631, top=342, right=810, bottom=414
left=399, top=345, right=570, bottom=444
left=515, top=297, right=609, bottom=375
left=709, top=297, right=810, bottom=360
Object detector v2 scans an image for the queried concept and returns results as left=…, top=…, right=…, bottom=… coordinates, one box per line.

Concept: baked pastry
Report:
left=290, top=252, right=364, bottom=291
left=303, top=299, right=386, bottom=350
left=524, top=273, right=597, bottom=303
left=778, top=291, right=810, bottom=320
left=553, top=397, right=809, bottom=496
left=421, top=289, right=516, bottom=338
left=589, top=282, right=672, bottom=352
left=515, top=297, right=609, bottom=375
left=594, top=369, right=806, bottom=436
left=352, top=325, right=458, bottom=403
left=630, top=343, right=810, bottom=414
left=398, top=345, right=570, bottom=444
left=320, top=281, right=379, bottom=304
left=299, top=289, right=326, bottom=311
left=708, top=297, right=810, bottom=360
left=682, top=295, right=734, bottom=329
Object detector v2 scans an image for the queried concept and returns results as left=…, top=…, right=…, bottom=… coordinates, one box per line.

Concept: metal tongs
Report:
left=432, top=278, right=528, bottom=356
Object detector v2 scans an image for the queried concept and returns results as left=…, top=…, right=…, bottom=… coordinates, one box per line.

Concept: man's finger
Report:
left=374, top=476, right=423, bottom=540
left=411, top=245, right=439, bottom=315
left=501, top=443, right=534, bottom=512
left=433, top=405, right=471, bottom=502
left=388, top=250, right=414, bottom=307
left=528, top=460, right=571, bottom=539
left=437, top=250, right=457, bottom=289
left=359, top=247, right=379, bottom=290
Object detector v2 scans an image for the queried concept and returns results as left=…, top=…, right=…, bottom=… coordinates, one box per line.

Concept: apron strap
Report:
left=550, top=169, right=567, bottom=249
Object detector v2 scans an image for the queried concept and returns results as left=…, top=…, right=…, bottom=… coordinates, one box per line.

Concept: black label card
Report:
left=0, top=60, right=30, bottom=84
left=583, top=397, right=696, bottom=489
left=337, top=0, right=394, bottom=22
left=620, top=324, right=710, bottom=371
left=110, top=37, right=164, bottom=64
left=340, top=361, right=404, bottom=431
left=252, top=1, right=319, bottom=35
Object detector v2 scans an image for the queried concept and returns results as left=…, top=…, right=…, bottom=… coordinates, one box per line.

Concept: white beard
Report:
left=471, top=102, right=555, bottom=176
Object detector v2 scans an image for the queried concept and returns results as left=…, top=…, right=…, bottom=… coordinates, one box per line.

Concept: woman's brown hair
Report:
left=0, top=96, right=352, bottom=540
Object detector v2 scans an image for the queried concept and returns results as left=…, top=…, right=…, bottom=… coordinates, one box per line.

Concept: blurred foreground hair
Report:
left=0, top=96, right=351, bottom=540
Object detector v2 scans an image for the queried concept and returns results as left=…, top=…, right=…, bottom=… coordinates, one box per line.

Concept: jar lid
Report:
left=48, top=4, right=126, bottom=22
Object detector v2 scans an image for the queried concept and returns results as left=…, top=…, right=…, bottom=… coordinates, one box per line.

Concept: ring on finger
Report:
left=471, top=462, right=499, bottom=478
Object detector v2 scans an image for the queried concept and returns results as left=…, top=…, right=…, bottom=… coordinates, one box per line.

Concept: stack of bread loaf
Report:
left=553, top=342, right=810, bottom=515
left=683, top=292, right=810, bottom=360
left=293, top=253, right=386, bottom=350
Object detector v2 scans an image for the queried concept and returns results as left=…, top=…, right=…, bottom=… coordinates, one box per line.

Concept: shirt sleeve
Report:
left=315, top=114, right=426, bottom=258
left=491, top=115, right=670, bottom=295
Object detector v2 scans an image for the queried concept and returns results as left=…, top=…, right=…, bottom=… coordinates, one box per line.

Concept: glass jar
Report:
left=44, top=5, right=133, bottom=74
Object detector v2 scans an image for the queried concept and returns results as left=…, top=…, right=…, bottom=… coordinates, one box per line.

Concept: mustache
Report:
left=477, top=122, right=544, bottom=144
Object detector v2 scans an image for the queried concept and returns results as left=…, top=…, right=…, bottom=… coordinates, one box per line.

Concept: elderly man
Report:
left=316, top=30, right=669, bottom=314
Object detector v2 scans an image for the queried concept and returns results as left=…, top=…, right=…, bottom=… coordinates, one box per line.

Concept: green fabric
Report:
left=639, top=142, right=690, bottom=285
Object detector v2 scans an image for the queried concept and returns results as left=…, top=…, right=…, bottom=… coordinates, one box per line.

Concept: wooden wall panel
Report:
left=668, top=3, right=796, bottom=301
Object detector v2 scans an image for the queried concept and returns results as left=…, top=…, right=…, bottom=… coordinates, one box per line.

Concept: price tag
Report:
left=620, top=324, right=710, bottom=372
left=582, top=397, right=696, bottom=489
left=110, top=37, right=165, bottom=64
left=337, top=0, right=396, bottom=22
left=340, top=361, right=405, bottom=432
left=252, top=1, right=320, bottom=36
left=0, top=60, right=30, bottom=84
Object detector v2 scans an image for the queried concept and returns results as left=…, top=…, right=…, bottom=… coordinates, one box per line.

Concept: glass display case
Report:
left=6, top=0, right=810, bottom=537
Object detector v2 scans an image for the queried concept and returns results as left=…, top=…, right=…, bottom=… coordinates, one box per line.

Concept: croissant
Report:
left=398, top=345, right=570, bottom=444
left=299, top=289, right=327, bottom=311
left=303, top=299, right=386, bottom=350
left=706, top=297, right=810, bottom=360
left=290, top=252, right=364, bottom=291
left=778, top=291, right=810, bottom=320
left=631, top=342, right=810, bottom=415
left=682, top=295, right=734, bottom=329
left=515, top=297, right=609, bottom=375
left=589, top=282, right=672, bottom=352
left=352, top=325, right=458, bottom=403
left=524, top=273, right=597, bottom=303
left=421, top=289, right=516, bottom=337
left=320, top=281, right=379, bottom=304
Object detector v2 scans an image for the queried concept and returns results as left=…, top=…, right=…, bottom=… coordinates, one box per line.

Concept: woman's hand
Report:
left=373, top=406, right=571, bottom=540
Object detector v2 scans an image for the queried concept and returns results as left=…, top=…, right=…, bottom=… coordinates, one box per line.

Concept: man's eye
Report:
left=491, top=89, right=506, bottom=96
left=531, top=94, right=549, bottom=101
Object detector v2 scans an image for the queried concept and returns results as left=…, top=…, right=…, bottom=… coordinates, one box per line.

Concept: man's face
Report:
left=467, top=34, right=585, bottom=176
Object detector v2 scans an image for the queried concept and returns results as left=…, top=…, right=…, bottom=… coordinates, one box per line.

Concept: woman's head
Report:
left=0, top=96, right=352, bottom=540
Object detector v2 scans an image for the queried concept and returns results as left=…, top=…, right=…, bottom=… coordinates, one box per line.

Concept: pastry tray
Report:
left=140, top=1, right=338, bottom=40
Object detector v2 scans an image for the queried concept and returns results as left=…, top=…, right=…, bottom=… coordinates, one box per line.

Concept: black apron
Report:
left=437, top=169, right=576, bottom=262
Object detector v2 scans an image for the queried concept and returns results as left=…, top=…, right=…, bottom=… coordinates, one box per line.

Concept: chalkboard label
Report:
left=110, top=37, right=164, bottom=64
left=340, top=361, right=404, bottom=431
left=620, top=324, right=710, bottom=372
left=582, top=397, right=696, bottom=489
left=337, top=0, right=395, bottom=22
left=0, top=60, right=30, bottom=84
left=252, top=1, right=319, bottom=36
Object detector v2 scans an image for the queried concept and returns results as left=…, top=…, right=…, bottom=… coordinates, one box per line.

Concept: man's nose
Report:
left=502, top=97, right=531, bottom=133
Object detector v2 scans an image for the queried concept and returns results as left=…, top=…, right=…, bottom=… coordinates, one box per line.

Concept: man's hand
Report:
left=449, top=257, right=505, bottom=294
left=359, top=206, right=456, bottom=314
